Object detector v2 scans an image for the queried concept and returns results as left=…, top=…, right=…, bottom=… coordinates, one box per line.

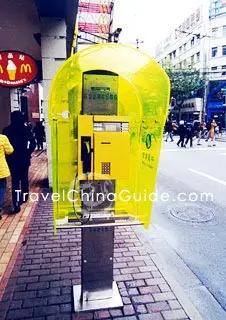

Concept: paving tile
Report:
left=168, top=300, right=182, bottom=310
left=153, top=292, right=176, bottom=302
left=132, top=294, right=154, bottom=304
left=147, top=301, right=170, bottom=313
left=162, top=309, right=188, bottom=320
left=139, top=314, right=164, bottom=320
left=123, top=304, right=136, bottom=316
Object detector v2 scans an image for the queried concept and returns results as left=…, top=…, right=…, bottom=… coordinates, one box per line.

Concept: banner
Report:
left=78, top=0, right=113, bottom=42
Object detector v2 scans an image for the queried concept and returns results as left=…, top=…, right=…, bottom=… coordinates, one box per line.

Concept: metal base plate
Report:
left=73, top=282, right=123, bottom=312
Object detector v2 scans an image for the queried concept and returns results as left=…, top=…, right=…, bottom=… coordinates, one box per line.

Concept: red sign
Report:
left=0, top=51, right=38, bottom=87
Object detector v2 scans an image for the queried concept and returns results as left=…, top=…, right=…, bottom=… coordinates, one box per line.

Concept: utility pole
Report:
left=222, top=90, right=226, bottom=129
left=136, top=38, right=144, bottom=49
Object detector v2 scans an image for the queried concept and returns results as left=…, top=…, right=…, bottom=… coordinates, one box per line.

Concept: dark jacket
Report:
left=33, top=122, right=45, bottom=139
left=178, top=124, right=186, bottom=136
left=185, top=123, right=194, bottom=137
left=165, top=121, right=173, bottom=132
left=3, top=113, right=36, bottom=170
left=193, top=121, right=201, bottom=132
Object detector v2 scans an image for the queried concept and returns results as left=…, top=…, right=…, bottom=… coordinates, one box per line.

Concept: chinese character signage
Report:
left=178, top=7, right=201, bottom=34
left=0, top=51, right=38, bottom=87
left=82, top=74, right=118, bottom=115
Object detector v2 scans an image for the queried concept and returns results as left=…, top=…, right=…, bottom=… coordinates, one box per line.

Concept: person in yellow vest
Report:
left=0, top=134, right=14, bottom=219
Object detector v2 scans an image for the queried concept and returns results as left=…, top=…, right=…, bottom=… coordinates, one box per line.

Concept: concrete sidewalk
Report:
left=0, top=154, right=200, bottom=320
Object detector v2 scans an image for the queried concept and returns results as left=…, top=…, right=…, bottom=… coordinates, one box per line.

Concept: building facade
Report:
left=207, top=0, right=226, bottom=124
left=155, top=0, right=226, bottom=125
left=0, top=0, right=79, bottom=184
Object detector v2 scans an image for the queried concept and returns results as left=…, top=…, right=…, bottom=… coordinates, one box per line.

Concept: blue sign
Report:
left=209, top=0, right=226, bottom=18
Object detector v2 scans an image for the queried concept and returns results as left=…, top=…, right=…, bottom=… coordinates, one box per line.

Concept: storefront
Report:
left=207, top=80, right=226, bottom=126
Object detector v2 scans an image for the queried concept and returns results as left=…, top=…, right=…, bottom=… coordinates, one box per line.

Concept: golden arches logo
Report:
left=20, top=64, right=31, bottom=73
left=0, top=65, right=3, bottom=73
left=100, top=3, right=110, bottom=14
left=98, top=24, right=109, bottom=34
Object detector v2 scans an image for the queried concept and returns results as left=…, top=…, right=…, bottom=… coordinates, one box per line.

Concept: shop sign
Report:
left=0, top=51, right=38, bottom=87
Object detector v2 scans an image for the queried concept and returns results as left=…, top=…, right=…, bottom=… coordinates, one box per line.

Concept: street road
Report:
left=151, top=137, right=226, bottom=312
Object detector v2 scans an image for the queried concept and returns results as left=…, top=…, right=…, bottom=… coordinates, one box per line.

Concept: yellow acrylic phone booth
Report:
left=48, top=44, right=170, bottom=312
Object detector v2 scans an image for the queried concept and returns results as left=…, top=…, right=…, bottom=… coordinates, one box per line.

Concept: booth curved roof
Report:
left=49, top=43, right=170, bottom=117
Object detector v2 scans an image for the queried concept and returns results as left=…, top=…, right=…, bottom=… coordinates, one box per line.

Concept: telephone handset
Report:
left=81, top=136, right=92, bottom=175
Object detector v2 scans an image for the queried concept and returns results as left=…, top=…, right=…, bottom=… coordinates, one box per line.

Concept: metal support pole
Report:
left=73, top=179, right=123, bottom=312
left=73, top=224, right=123, bottom=311
left=136, top=38, right=144, bottom=49
left=202, top=77, right=209, bottom=122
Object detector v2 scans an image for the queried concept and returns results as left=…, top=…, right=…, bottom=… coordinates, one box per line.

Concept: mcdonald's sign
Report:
left=20, top=64, right=32, bottom=74
left=0, top=51, right=38, bottom=87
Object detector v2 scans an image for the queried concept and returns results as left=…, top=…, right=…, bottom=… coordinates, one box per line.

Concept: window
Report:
left=222, top=45, right=226, bottom=56
left=196, top=52, right=200, bottom=62
left=196, top=34, right=200, bottom=43
left=211, top=66, right=217, bottom=70
left=222, top=65, right=226, bottom=76
left=172, top=50, right=176, bottom=58
left=179, top=46, right=182, bottom=53
left=212, top=27, right=218, bottom=38
left=191, top=55, right=194, bottom=63
left=179, top=62, right=182, bottom=69
left=184, top=43, right=187, bottom=52
left=223, top=26, right=226, bottom=37
left=212, top=47, right=217, bottom=57
left=191, top=37, right=195, bottom=46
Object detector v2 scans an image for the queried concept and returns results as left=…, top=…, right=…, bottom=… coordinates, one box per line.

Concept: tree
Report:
left=163, top=62, right=202, bottom=121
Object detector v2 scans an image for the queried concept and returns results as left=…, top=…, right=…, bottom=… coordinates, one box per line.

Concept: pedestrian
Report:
left=33, top=121, right=45, bottom=150
left=207, top=119, right=217, bottom=147
left=185, top=122, right=194, bottom=147
left=205, top=121, right=211, bottom=141
left=3, top=111, right=36, bottom=213
left=177, top=120, right=186, bottom=147
left=0, top=134, right=14, bottom=219
left=193, top=120, right=201, bottom=145
left=218, top=121, right=223, bottom=137
left=25, top=121, right=33, bottom=132
left=172, top=121, right=178, bottom=135
left=164, top=120, right=174, bottom=142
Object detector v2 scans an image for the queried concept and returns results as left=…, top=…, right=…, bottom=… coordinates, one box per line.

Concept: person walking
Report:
left=3, top=111, right=36, bottom=213
left=193, top=120, right=202, bottom=145
left=205, top=121, right=211, bottom=141
left=0, top=134, right=14, bottom=219
left=208, top=119, right=217, bottom=147
left=177, top=120, right=186, bottom=147
left=185, top=122, right=194, bottom=147
left=172, top=121, right=178, bottom=135
left=33, top=121, right=45, bottom=150
left=165, top=120, right=174, bottom=142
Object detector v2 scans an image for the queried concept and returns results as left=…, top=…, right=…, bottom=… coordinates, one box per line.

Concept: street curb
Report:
left=133, top=224, right=226, bottom=320
left=133, top=225, right=203, bottom=320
